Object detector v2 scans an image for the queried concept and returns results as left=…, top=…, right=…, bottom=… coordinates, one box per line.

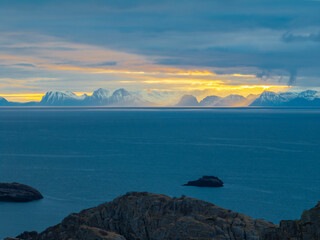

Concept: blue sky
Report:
left=1, top=0, right=320, bottom=101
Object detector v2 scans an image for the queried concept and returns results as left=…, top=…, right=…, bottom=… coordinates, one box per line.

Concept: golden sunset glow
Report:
left=118, top=77, right=289, bottom=94
left=1, top=85, right=289, bottom=103
left=37, top=64, right=217, bottom=77
left=0, top=34, right=294, bottom=105
left=74, top=92, right=93, bottom=96
left=0, top=93, right=45, bottom=102
left=1, top=92, right=93, bottom=102
left=232, top=74, right=256, bottom=78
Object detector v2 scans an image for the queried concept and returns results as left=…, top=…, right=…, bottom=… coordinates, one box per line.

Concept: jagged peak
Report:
left=42, top=90, right=77, bottom=99
left=300, top=89, right=318, bottom=95
left=92, top=88, right=110, bottom=96
left=45, top=90, right=76, bottom=95
left=250, top=89, right=320, bottom=106
left=40, top=90, right=81, bottom=104
left=112, top=88, right=130, bottom=97
left=91, top=88, right=111, bottom=100
left=298, top=90, right=318, bottom=99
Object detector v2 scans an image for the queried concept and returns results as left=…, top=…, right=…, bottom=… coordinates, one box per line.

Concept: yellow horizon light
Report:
left=37, top=64, right=216, bottom=77
left=232, top=74, right=256, bottom=78
left=0, top=93, right=44, bottom=102
left=0, top=92, right=93, bottom=102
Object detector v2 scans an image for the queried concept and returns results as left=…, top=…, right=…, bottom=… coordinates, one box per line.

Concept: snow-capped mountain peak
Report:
left=109, top=88, right=148, bottom=106
left=112, top=88, right=130, bottom=97
left=2, top=89, right=320, bottom=107
left=40, top=91, right=83, bottom=105
left=91, top=88, right=111, bottom=100
left=250, top=90, right=320, bottom=106
left=298, top=90, right=318, bottom=100
left=250, top=91, right=286, bottom=106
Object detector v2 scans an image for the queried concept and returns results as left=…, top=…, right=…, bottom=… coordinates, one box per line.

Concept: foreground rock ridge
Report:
left=6, top=192, right=320, bottom=240
left=0, top=182, right=43, bottom=202
left=262, top=201, right=320, bottom=240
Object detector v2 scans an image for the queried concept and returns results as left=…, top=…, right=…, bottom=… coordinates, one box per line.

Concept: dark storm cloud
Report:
left=288, top=69, right=298, bottom=86
left=1, top=0, right=320, bottom=86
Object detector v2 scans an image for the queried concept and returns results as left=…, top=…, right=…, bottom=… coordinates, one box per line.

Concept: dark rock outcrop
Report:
left=8, top=192, right=274, bottom=240
left=183, top=176, right=224, bottom=187
left=7, top=192, right=320, bottom=240
left=0, top=182, right=43, bottom=202
left=261, top=201, right=320, bottom=240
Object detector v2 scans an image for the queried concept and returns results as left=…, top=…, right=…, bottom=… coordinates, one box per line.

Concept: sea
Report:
left=0, top=107, right=320, bottom=239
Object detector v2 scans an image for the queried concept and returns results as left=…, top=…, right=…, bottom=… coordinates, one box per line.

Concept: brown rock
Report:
left=261, top=201, right=320, bottom=240
left=11, top=192, right=274, bottom=240
left=8, top=192, right=320, bottom=240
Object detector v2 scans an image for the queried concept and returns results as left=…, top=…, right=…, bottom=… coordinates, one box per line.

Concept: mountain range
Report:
left=0, top=88, right=149, bottom=107
left=176, top=90, right=320, bottom=107
left=250, top=90, right=320, bottom=106
left=1, top=89, right=320, bottom=107
left=176, top=94, right=254, bottom=107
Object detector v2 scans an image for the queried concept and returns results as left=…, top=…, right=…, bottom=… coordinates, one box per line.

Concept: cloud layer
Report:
left=0, top=0, right=319, bottom=96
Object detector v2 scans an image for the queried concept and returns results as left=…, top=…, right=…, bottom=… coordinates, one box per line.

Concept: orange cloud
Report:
left=0, top=32, right=289, bottom=100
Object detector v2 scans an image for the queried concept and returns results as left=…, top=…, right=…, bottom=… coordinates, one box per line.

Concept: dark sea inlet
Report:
left=0, top=108, right=320, bottom=239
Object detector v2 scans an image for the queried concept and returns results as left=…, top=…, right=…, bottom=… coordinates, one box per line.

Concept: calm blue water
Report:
left=0, top=108, right=320, bottom=239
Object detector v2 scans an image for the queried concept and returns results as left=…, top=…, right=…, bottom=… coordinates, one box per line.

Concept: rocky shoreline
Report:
left=5, top=192, right=320, bottom=240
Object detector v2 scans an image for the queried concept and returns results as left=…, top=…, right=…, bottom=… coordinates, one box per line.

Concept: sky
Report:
left=1, top=0, right=320, bottom=102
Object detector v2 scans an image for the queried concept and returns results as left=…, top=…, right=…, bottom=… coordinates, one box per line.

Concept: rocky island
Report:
left=183, top=176, right=224, bottom=187
left=6, top=192, right=320, bottom=240
left=0, top=182, right=43, bottom=202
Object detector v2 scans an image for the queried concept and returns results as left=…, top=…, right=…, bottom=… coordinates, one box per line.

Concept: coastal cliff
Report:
left=6, top=192, right=320, bottom=240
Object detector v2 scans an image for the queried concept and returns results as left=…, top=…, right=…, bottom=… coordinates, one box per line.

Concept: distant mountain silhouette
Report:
left=177, top=94, right=248, bottom=107
left=215, top=94, right=246, bottom=106
left=1, top=89, right=320, bottom=107
left=40, top=88, right=150, bottom=106
left=108, top=88, right=146, bottom=106
left=0, top=88, right=149, bottom=107
left=176, top=95, right=199, bottom=106
left=199, top=95, right=222, bottom=106
left=82, top=88, right=111, bottom=105
left=0, top=97, right=9, bottom=105
left=250, top=90, right=320, bottom=106
left=40, top=91, right=85, bottom=106
left=0, top=97, right=29, bottom=106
